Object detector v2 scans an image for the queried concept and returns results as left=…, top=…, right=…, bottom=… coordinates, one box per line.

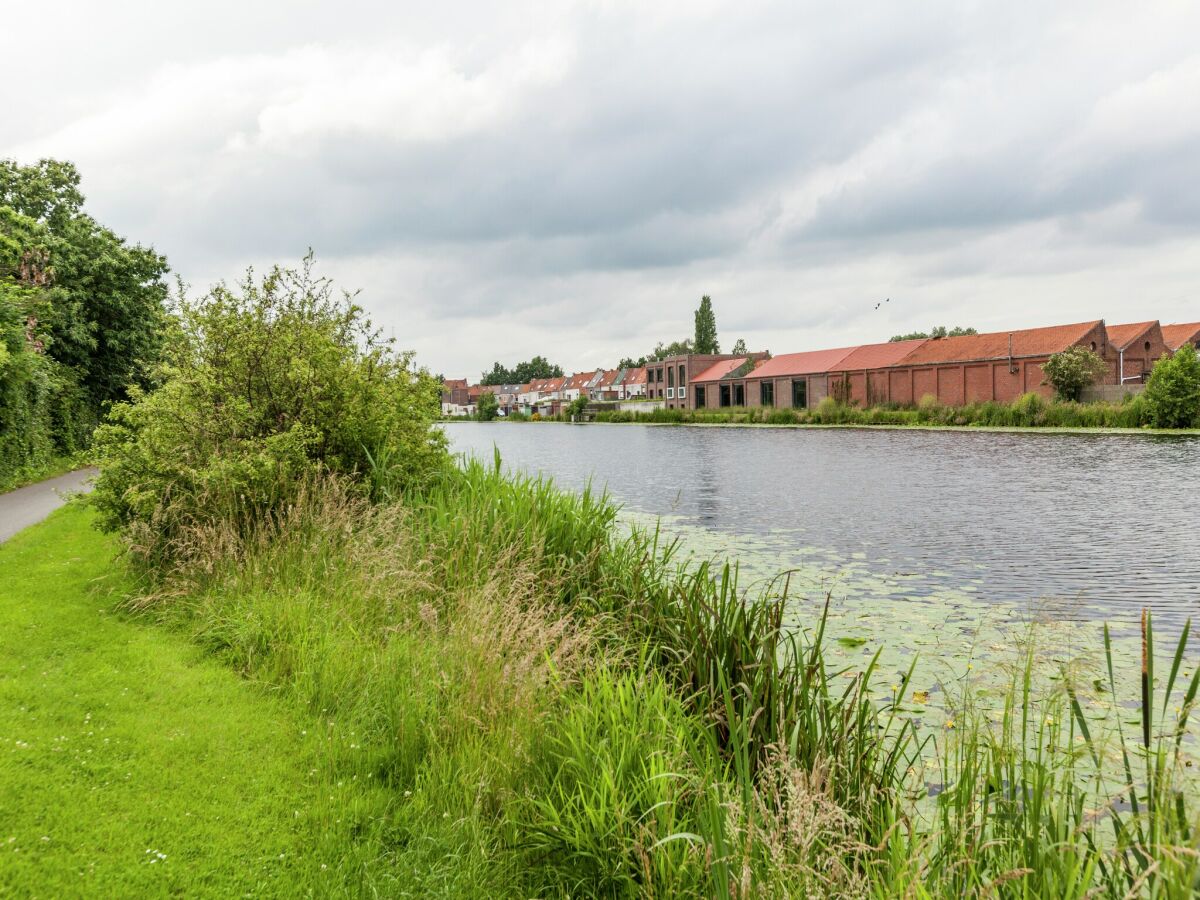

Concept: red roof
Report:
left=593, top=369, right=619, bottom=389
left=566, top=371, right=596, bottom=390
left=622, top=366, right=647, bottom=385
left=832, top=339, right=927, bottom=371
left=443, top=378, right=467, bottom=390
left=693, top=358, right=749, bottom=383
left=894, top=321, right=1101, bottom=366
left=1162, top=323, right=1200, bottom=351
left=1106, top=321, right=1158, bottom=350
left=747, top=347, right=858, bottom=379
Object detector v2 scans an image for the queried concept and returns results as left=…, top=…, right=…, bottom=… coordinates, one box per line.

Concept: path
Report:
left=0, top=505, right=364, bottom=896
left=0, top=468, right=97, bottom=543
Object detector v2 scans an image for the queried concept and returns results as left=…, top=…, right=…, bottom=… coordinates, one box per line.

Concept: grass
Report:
left=8, top=462, right=1200, bottom=896
left=0, top=504, right=395, bottom=897
left=572, top=391, right=1185, bottom=430
left=0, top=453, right=85, bottom=494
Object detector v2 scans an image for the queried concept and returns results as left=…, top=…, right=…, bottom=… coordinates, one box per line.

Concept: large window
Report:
left=733, top=383, right=745, bottom=406
left=678, top=365, right=685, bottom=387
left=719, top=384, right=731, bottom=407
left=677, top=385, right=686, bottom=403
left=695, top=386, right=706, bottom=407
left=760, top=381, right=774, bottom=406
left=791, top=379, right=807, bottom=409
left=668, top=367, right=675, bottom=388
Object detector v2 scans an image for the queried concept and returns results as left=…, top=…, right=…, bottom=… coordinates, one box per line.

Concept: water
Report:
left=445, top=422, right=1200, bottom=637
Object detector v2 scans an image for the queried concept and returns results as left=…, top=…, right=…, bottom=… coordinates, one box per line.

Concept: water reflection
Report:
left=445, top=422, right=1200, bottom=632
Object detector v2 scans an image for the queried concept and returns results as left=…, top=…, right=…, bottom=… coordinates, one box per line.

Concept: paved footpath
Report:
left=0, top=468, right=97, bottom=543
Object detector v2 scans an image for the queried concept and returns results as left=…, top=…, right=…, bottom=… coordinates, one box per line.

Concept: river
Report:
left=444, top=422, right=1200, bottom=668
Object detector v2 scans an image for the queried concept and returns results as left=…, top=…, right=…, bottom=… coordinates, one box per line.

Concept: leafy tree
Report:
left=481, top=356, right=563, bottom=385
left=731, top=338, right=747, bottom=356
left=91, top=257, right=447, bottom=568
left=693, top=295, right=719, bottom=354
left=889, top=326, right=978, bottom=342
left=1144, top=344, right=1200, bottom=428
left=476, top=390, right=499, bottom=421
left=566, top=394, right=588, bottom=418
left=0, top=158, right=169, bottom=408
left=617, top=356, right=647, bottom=369
left=1041, top=345, right=1108, bottom=402
left=650, top=338, right=692, bottom=361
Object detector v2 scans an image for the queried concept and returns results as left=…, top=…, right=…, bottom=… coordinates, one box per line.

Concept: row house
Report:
left=645, top=353, right=758, bottom=410
left=679, top=318, right=1187, bottom=412
left=1163, top=323, right=1200, bottom=353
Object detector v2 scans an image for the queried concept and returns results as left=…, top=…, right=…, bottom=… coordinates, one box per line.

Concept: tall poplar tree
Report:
left=693, top=295, right=719, bottom=354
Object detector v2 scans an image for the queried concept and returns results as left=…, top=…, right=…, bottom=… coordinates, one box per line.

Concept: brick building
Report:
left=1163, top=322, right=1200, bottom=352
left=645, top=354, right=746, bottom=410
left=1105, top=321, right=1169, bottom=384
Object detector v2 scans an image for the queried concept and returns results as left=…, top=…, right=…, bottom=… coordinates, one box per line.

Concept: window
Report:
left=678, top=365, right=685, bottom=387
left=760, top=381, right=774, bottom=406
left=1090, top=341, right=1097, bottom=351
left=1145, top=341, right=1152, bottom=352
left=733, top=383, right=744, bottom=406
left=667, top=387, right=674, bottom=398
left=678, top=385, right=686, bottom=403
left=695, top=386, right=706, bottom=407
left=792, top=379, right=807, bottom=409
left=719, top=384, right=731, bottom=407
left=668, top=367, right=675, bottom=388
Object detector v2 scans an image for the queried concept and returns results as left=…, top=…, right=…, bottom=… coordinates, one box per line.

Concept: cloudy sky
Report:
left=3, top=1, right=1198, bottom=377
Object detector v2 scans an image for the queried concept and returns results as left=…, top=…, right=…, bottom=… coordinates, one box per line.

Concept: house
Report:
left=734, top=347, right=859, bottom=409
left=1162, top=322, right=1200, bottom=353
left=440, top=378, right=471, bottom=416
left=878, top=320, right=1108, bottom=404
left=620, top=366, right=647, bottom=399
left=645, top=354, right=753, bottom=410
left=562, top=371, right=601, bottom=402
left=1105, top=321, right=1168, bottom=384
left=588, top=369, right=621, bottom=401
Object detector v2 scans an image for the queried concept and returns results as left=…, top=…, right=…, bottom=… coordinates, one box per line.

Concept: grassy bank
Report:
left=0, top=505, right=404, bottom=896
left=106, top=457, right=1200, bottom=897
left=590, top=392, right=1162, bottom=429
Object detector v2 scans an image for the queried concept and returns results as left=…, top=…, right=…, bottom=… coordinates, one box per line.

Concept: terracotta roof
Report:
left=1162, top=323, right=1200, bottom=351
left=1105, top=321, right=1158, bottom=350
left=693, top=358, right=749, bottom=383
left=746, top=347, right=859, bottom=379
left=894, top=321, right=1101, bottom=366
left=593, top=369, right=619, bottom=389
left=566, top=371, right=597, bottom=390
left=832, top=339, right=928, bottom=371
left=622, top=366, right=647, bottom=385
left=443, top=378, right=467, bottom=390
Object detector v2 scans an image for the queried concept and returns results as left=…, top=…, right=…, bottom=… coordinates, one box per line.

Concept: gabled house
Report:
left=1105, top=321, right=1168, bottom=384
left=1162, top=323, right=1200, bottom=353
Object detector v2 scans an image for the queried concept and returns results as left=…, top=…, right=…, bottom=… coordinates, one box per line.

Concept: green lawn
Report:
left=0, top=505, right=381, bottom=898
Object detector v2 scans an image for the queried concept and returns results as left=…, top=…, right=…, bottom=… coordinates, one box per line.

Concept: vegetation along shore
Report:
left=5, top=162, right=1200, bottom=895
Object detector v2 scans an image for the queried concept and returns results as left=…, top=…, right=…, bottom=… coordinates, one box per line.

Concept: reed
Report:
left=128, top=454, right=1200, bottom=896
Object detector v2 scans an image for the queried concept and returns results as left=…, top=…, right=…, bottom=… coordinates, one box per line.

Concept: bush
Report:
left=1042, top=345, right=1108, bottom=402
left=476, top=390, right=499, bottom=421
left=90, top=258, right=447, bottom=568
left=1144, top=344, right=1200, bottom=428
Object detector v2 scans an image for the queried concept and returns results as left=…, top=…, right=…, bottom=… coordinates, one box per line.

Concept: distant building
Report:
left=1163, top=322, right=1200, bottom=353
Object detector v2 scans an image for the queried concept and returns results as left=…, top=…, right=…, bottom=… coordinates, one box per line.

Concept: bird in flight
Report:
left=874, top=297, right=890, bottom=310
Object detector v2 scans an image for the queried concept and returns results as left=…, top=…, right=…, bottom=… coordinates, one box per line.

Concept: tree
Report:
left=693, top=295, right=719, bottom=354
left=890, top=326, right=978, bottom=342
left=617, top=356, right=646, bottom=369
left=1144, top=344, right=1200, bottom=428
left=731, top=338, right=747, bottom=356
left=0, top=158, right=169, bottom=408
left=90, top=257, right=447, bottom=567
left=566, top=394, right=588, bottom=419
left=1041, top=345, right=1108, bottom=402
left=481, top=356, right=563, bottom=385
left=651, top=338, right=692, bottom=361
left=476, top=390, right=499, bottom=421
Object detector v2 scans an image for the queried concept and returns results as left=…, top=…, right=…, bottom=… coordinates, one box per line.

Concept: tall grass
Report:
left=125, top=456, right=1200, bottom=896
left=584, top=391, right=1160, bottom=429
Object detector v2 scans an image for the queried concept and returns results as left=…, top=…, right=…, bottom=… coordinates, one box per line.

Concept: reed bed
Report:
left=133, top=455, right=1200, bottom=897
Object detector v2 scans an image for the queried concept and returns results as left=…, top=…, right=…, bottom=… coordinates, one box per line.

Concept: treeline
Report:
left=0, top=159, right=168, bottom=487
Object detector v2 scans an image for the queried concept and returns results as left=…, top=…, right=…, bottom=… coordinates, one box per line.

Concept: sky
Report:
left=3, top=0, right=1198, bottom=378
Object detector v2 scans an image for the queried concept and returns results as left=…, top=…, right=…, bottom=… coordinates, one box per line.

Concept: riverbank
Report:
left=0, top=505, right=386, bottom=896
left=463, top=417, right=1200, bottom=436
left=63, top=458, right=1200, bottom=896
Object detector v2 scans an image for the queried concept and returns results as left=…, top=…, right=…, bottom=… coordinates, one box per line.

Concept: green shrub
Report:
left=476, top=390, right=499, bottom=421
left=90, top=258, right=447, bottom=568
left=1144, top=344, right=1200, bottom=428
left=1042, top=345, right=1108, bottom=402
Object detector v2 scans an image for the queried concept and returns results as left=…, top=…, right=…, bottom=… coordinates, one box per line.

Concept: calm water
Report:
left=445, top=422, right=1200, bottom=635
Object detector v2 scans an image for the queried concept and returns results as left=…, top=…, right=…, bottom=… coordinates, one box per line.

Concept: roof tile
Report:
left=894, top=321, right=1101, bottom=366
